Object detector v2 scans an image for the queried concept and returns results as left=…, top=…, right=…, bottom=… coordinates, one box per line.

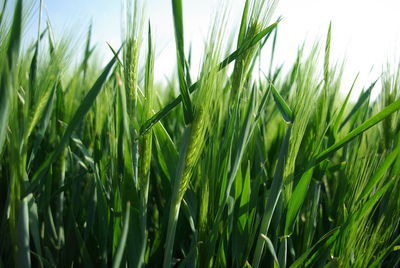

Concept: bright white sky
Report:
left=26, top=0, right=400, bottom=99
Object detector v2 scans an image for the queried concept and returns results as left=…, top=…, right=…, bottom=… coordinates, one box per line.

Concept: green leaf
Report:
left=226, top=86, right=256, bottom=202
left=29, top=42, right=39, bottom=95
left=0, top=0, right=22, bottom=155
left=81, top=23, right=93, bottom=78
left=27, top=82, right=57, bottom=171
left=289, top=227, right=340, bottom=268
left=238, top=164, right=251, bottom=231
left=28, top=197, right=43, bottom=268
left=260, top=234, right=280, bottom=268
left=270, top=82, right=293, bottom=123
left=278, top=238, right=287, bottom=268
left=24, top=47, right=121, bottom=197
left=339, top=79, right=377, bottom=131
left=284, top=168, right=314, bottom=235
left=17, top=197, right=31, bottom=268
left=358, top=146, right=399, bottom=202
left=153, top=122, right=179, bottom=180
left=323, top=23, right=331, bottom=87
left=171, top=0, right=193, bottom=124
left=116, top=62, right=135, bottom=189
left=354, top=179, right=394, bottom=221
left=163, top=126, right=192, bottom=268
left=253, top=125, right=292, bottom=268
left=369, top=234, right=400, bottom=268
left=0, top=0, right=9, bottom=27
left=112, top=202, right=131, bottom=268
left=0, top=61, right=10, bottom=156
left=313, top=98, right=400, bottom=167
left=7, top=0, right=22, bottom=66
left=143, top=22, right=154, bottom=120
left=254, top=84, right=271, bottom=122
left=139, top=86, right=192, bottom=136
left=219, top=20, right=280, bottom=70
left=205, top=88, right=257, bottom=257
left=332, top=73, right=359, bottom=135
left=46, top=20, right=55, bottom=55
left=107, top=42, right=124, bottom=66
left=268, top=23, right=278, bottom=76
left=237, top=0, right=250, bottom=47
left=25, top=77, right=58, bottom=142
left=392, top=136, right=400, bottom=176
left=139, top=20, right=280, bottom=136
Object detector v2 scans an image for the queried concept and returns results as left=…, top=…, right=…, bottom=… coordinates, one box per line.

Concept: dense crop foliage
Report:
left=1, top=0, right=400, bottom=267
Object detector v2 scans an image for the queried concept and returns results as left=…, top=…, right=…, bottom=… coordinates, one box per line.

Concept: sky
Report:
left=21, top=0, right=400, bottom=100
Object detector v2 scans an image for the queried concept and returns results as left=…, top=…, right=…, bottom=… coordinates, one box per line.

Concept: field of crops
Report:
left=1, top=0, right=399, bottom=267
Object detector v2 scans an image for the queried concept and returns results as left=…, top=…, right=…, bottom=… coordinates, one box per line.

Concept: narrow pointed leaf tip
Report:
left=24, top=46, right=122, bottom=197
left=171, top=0, right=194, bottom=124
left=270, top=82, right=293, bottom=123
left=139, top=20, right=281, bottom=135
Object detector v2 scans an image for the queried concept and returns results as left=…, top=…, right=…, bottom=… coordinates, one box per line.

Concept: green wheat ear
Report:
left=123, top=0, right=143, bottom=118
left=163, top=111, right=207, bottom=268
left=1, top=0, right=400, bottom=267
left=163, top=6, right=228, bottom=266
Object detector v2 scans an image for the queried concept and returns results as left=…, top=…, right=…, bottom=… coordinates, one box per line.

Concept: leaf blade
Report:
left=139, top=20, right=280, bottom=135
left=171, top=0, right=193, bottom=124
left=24, top=47, right=121, bottom=197
left=313, top=98, right=400, bottom=166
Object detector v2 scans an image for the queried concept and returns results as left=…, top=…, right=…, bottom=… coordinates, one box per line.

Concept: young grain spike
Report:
left=136, top=22, right=154, bottom=266
left=163, top=8, right=228, bottom=267
left=123, top=0, right=143, bottom=115
left=139, top=21, right=154, bottom=211
left=231, top=0, right=278, bottom=98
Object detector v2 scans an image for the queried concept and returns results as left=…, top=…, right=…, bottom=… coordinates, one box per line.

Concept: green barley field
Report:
left=1, top=0, right=399, bottom=267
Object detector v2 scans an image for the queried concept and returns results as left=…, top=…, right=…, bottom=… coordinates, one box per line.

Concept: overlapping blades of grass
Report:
left=25, top=47, right=121, bottom=197
left=171, top=0, right=193, bottom=124
left=139, top=20, right=279, bottom=135
left=1, top=0, right=400, bottom=267
left=253, top=125, right=292, bottom=268
left=312, top=98, right=400, bottom=166
left=0, top=0, right=22, bottom=155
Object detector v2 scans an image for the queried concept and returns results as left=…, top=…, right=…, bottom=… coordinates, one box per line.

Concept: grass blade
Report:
left=0, top=0, right=8, bottom=27
left=313, top=98, right=400, bottom=166
left=358, top=146, right=399, bottom=202
left=284, top=168, right=314, bottom=236
left=270, top=81, right=293, bottom=123
left=163, top=127, right=192, bottom=268
left=261, top=234, right=280, bottom=267
left=219, top=20, right=280, bottom=69
left=7, top=0, right=22, bottom=66
left=17, top=197, right=31, bottom=268
left=113, top=202, right=131, bottom=268
left=289, top=228, right=340, bottom=268
left=139, top=20, right=280, bottom=135
left=323, top=22, right=331, bottom=88
left=0, top=0, right=22, bottom=155
left=237, top=0, right=250, bottom=47
left=354, top=179, right=395, bottom=221
left=333, top=73, right=359, bottom=135
left=226, top=87, right=256, bottom=205
left=0, top=63, right=10, bottom=156
left=24, top=47, right=121, bottom=197
left=171, top=0, right=193, bottom=124
left=27, top=83, right=57, bottom=171
left=253, top=125, right=292, bottom=268
left=339, top=79, right=377, bottom=131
